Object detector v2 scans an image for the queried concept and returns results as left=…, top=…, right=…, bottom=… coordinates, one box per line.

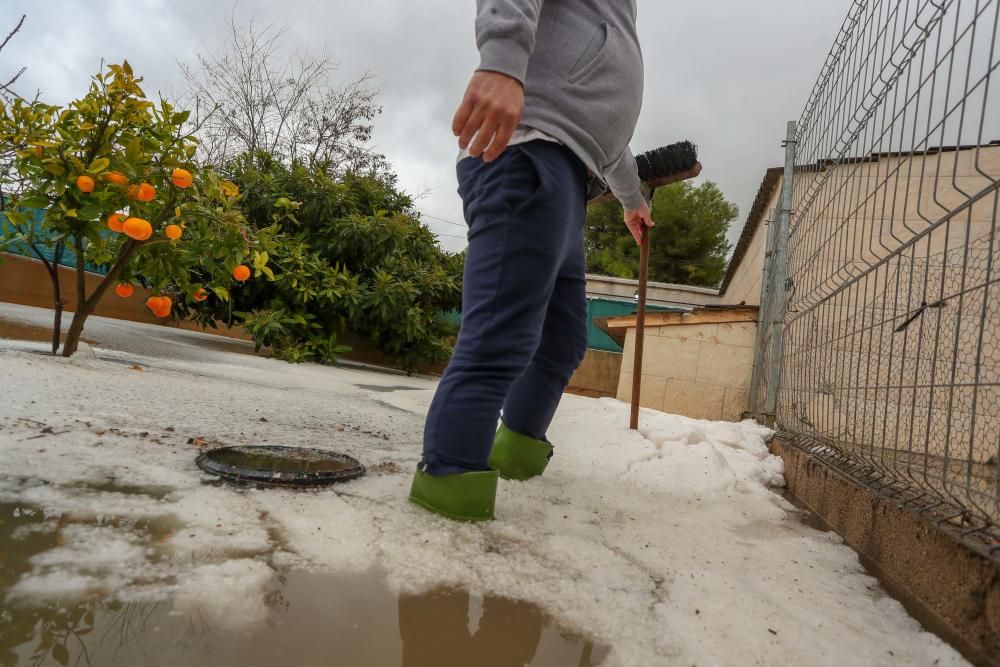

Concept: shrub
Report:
left=196, top=153, right=463, bottom=371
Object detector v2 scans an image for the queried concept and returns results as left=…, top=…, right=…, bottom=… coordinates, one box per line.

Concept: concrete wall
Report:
left=0, top=252, right=248, bottom=338
left=586, top=274, right=721, bottom=309
left=775, top=437, right=999, bottom=666
left=777, top=145, right=1000, bottom=465
left=568, top=349, right=622, bottom=398
left=717, top=188, right=776, bottom=307
left=614, top=311, right=758, bottom=421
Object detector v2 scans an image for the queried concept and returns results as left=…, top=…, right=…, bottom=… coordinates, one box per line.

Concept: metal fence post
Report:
left=747, top=207, right=777, bottom=416
left=763, top=120, right=797, bottom=421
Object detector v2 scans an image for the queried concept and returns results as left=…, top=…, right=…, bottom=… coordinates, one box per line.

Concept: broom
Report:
left=589, top=141, right=702, bottom=430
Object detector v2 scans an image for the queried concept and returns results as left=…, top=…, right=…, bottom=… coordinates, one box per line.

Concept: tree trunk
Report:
left=60, top=304, right=90, bottom=357
left=60, top=237, right=140, bottom=357
left=27, top=239, right=63, bottom=355
left=62, top=236, right=88, bottom=357
left=50, top=242, right=65, bottom=354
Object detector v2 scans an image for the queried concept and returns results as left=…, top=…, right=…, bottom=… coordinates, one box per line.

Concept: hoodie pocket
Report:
left=567, top=22, right=610, bottom=85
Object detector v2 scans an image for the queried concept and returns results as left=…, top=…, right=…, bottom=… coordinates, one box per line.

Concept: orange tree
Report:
left=0, top=62, right=279, bottom=356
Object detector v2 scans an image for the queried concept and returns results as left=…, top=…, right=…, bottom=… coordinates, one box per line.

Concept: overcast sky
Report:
left=3, top=1, right=851, bottom=253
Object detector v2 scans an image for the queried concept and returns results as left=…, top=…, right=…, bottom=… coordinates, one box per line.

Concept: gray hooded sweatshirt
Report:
left=475, top=0, right=645, bottom=210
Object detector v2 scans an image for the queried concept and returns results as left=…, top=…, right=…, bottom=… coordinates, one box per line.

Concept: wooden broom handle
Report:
left=630, top=224, right=651, bottom=430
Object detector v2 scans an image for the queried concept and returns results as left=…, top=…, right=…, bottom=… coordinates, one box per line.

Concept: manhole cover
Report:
left=196, top=446, right=365, bottom=487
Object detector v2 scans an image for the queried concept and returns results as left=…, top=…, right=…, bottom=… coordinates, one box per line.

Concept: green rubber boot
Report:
left=408, top=466, right=498, bottom=522
left=488, top=423, right=554, bottom=481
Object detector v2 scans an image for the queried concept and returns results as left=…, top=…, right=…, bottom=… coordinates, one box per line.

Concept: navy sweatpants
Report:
left=422, top=140, right=589, bottom=474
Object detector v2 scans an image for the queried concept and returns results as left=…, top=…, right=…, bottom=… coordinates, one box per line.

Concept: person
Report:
left=410, top=0, right=652, bottom=521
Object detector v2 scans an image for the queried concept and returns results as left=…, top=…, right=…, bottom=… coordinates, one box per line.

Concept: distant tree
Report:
left=585, top=181, right=737, bottom=287
left=179, top=17, right=388, bottom=180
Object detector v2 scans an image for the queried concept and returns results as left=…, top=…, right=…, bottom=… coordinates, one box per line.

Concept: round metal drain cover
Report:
left=197, top=446, right=365, bottom=487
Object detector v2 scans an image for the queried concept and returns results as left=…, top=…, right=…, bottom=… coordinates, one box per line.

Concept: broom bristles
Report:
left=635, top=140, right=699, bottom=183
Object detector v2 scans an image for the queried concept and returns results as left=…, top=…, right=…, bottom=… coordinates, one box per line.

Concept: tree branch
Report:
left=74, top=233, right=86, bottom=308
left=0, top=14, right=25, bottom=53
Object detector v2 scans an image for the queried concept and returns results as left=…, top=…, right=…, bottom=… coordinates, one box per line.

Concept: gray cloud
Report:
left=3, top=1, right=851, bottom=253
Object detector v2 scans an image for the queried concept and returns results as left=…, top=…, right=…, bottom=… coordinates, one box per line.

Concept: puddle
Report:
left=1, top=498, right=607, bottom=666
left=203, top=446, right=356, bottom=474
left=0, top=318, right=97, bottom=347
left=355, top=384, right=423, bottom=393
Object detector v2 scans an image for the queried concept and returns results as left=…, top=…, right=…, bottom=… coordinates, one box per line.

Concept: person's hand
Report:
left=452, top=71, right=524, bottom=162
left=623, top=201, right=654, bottom=245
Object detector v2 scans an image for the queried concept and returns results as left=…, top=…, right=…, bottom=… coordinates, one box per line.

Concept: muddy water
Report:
left=1, top=500, right=606, bottom=667
left=205, top=447, right=356, bottom=474
left=0, top=314, right=257, bottom=357
left=0, top=318, right=96, bottom=347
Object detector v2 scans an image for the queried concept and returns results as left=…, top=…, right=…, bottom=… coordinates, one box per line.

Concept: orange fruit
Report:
left=165, top=224, right=182, bottom=240
left=128, top=182, right=156, bottom=202
left=115, top=283, right=134, bottom=298
left=107, top=213, right=126, bottom=233
left=103, top=171, right=129, bottom=186
left=192, top=287, right=208, bottom=302
left=145, top=295, right=172, bottom=317
left=123, top=217, right=153, bottom=241
left=171, top=168, right=193, bottom=188
left=232, top=264, right=251, bottom=282
left=76, top=175, right=95, bottom=193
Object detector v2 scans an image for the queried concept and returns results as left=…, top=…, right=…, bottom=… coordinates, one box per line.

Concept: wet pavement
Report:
left=0, top=308, right=257, bottom=360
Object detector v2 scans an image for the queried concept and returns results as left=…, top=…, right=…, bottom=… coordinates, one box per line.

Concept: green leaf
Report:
left=42, top=161, right=66, bottom=177
left=3, top=210, right=28, bottom=226
left=86, top=157, right=110, bottom=174
left=260, top=266, right=275, bottom=280
left=17, top=195, right=49, bottom=209
left=77, top=202, right=104, bottom=220
left=171, top=110, right=191, bottom=124
left=212, top=286, right=230, bottom=302
left=125, top=136, right=141, bottom=164
left=83, top=226, right=104, bottom=245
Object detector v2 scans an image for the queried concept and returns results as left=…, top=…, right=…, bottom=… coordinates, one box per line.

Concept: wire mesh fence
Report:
left=750, top=0, right=1000, bottom=557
